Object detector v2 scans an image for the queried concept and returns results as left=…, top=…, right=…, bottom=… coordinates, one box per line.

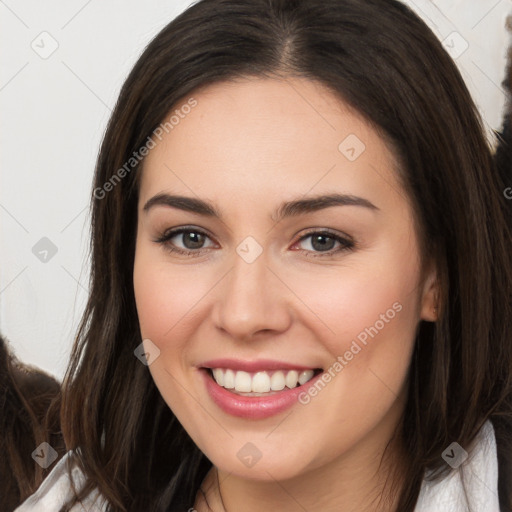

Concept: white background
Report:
left=1, top=0, right=511, bottom=380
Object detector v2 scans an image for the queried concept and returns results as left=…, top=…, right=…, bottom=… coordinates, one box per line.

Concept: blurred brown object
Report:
left=494, top=15, right=512, bottom=191
left=0, top=334, right=66, bottom=511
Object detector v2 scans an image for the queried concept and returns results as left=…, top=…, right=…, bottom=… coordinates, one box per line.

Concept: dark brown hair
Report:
left=0, top=335, right=65, bottom=511
left=61, top=0, right=512, bottom=510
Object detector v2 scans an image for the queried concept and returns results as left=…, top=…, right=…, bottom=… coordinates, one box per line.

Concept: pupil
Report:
left=312, top=235, right=334, bottom=251
left=184, top=232, right=204, bottom=249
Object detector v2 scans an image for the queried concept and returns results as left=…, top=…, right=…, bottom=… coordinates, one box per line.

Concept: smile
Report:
left=209, top=368, right=321, bottom=395
left=198, top=359, right=324, bottom=419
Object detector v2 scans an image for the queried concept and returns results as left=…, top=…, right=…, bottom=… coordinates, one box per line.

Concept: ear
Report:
left=419, top=264, right=439, bottom=322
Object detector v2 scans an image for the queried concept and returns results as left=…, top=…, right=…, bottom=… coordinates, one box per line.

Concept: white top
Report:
left=415, top=419, right=500, bottom=511
left=13, top=453, right=107, bottom=511
left=15, top=420, right=500, bottom=511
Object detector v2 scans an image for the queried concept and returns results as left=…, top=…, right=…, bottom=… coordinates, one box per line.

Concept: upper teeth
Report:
left=211, top=368, right=316, bottom=393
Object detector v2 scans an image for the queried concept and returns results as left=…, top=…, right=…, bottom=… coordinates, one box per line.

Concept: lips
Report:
left=198, top=358, right=324, bottom=419
left=199, top=358, right=320, bottom=373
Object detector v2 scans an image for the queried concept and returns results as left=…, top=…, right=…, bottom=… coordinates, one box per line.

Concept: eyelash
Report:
left=154, top=226, right=356, bottom=259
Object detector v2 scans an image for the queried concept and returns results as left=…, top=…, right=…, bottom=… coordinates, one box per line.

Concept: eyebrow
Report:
left=142, top=192, right=379, bottom=222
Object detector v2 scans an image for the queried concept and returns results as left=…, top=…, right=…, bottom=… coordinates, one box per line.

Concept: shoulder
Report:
left=14, top=451, right=108, bottom=512
left=415, top=420, right=500, bottom=511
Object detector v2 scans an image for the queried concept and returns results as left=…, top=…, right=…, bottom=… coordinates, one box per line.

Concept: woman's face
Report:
left=133, top=77, right=437, bottom=482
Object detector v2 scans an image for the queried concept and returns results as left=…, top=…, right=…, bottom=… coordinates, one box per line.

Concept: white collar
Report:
left=415, top=420, right=500, bottom=511
left=16, top=420, right=500, bottom=511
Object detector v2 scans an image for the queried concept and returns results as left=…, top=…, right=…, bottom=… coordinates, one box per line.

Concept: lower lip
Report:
left=200, top=368, right=323, bottom=419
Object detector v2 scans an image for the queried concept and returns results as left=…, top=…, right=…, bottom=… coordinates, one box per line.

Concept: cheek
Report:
left=133, top=247, right=207, bottom=347
left=285, top=265, right=419, bottom=468
left=300, top=267, right=416, bottom=327
left=132, top=249, right=204, bottom=410
left=288, top=250, right=421, bottom=366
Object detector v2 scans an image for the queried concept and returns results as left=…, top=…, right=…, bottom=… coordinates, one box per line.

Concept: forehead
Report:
left=138, top=76, right=405, bottom=214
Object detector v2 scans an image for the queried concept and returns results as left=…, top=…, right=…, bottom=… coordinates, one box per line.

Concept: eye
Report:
left=154, top=226, right=216, bottom=256
left=154, top=226, right=355, bottom=258
left=291, top=229, right=355, bottom=257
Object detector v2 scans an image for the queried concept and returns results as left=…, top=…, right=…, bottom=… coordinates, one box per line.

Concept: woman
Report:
left=0, top=334, right=65, bottom=511
left=15, top=0, right=512, bottom=510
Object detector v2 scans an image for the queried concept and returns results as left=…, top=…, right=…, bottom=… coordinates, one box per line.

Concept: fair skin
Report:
left=133, top=76, right=438, bottom=512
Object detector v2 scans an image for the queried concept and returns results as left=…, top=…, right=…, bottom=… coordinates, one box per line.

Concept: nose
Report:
left=211, top=245, right=293, bottom=341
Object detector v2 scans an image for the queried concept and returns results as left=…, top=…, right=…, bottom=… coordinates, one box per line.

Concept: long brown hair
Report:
left=0, top=335, right=65, bottom=511
left=61, top=0, right=512, bottom=510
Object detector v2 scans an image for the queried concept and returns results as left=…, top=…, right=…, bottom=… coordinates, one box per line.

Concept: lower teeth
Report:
left=230, top=390, right=282, bottom=397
